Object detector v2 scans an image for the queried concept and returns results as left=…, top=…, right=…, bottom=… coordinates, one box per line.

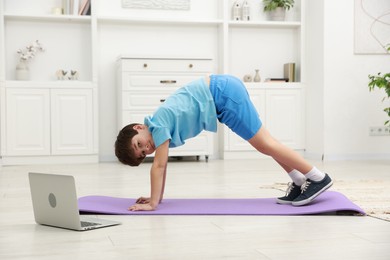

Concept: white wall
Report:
left=305, top=0, right=324, bottom=159
left=306, top=0, right=390, bottom=160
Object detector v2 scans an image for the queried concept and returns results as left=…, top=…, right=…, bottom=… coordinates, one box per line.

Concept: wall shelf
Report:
left=245, top=82, right=304, bottom=89
left=228, top=20, right=301, bottom=28
left=4, top=14, right=91, bottom=23
left=97, top=16, right=223, bottom=26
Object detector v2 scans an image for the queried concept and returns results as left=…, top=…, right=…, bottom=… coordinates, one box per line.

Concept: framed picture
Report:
left=354, top=0, right=390, bottom=54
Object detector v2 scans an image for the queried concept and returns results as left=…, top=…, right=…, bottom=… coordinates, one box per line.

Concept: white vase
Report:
left=268, top=7, right=286, bottom=21
left=15, top=61, right=30, bottom=80
left=254, top=69, right=261, bottom=82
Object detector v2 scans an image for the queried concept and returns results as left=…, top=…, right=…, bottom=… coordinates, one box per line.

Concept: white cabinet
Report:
left=0, top=1, right=98, bottom=165
left=5, top=88, right=51, bottom=155
left=117, top=57, right=215, bottom=159
left=51, top=89, right=94, bottom=155
left=265, top=88, right=303, bottom=149
left=2, top=83, right=97, bottom=165
left=224, top=84, right=304, bottom=159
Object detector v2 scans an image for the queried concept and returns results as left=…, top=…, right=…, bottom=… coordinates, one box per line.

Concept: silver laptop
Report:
left=29, top=172, right=121, bottom=231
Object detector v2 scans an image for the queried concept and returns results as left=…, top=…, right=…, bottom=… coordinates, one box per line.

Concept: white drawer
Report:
left=122, top=91, right=170, bottom=110
left=122, top=74, right=203, bottom=90
left=121, top=111, right=151, bottom=128
left=119, top=58, right=213, bottom=73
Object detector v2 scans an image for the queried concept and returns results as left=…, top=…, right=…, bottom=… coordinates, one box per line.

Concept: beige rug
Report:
left=261, top=180, right=390, bottom=222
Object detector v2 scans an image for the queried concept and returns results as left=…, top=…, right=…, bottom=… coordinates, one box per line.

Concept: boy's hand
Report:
left=128, top=203, right=155, bottom=211
left=136, top=197, right=150, bottom=204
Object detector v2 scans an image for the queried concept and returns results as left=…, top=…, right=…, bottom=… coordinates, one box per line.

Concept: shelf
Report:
left=244, top=82, right=304, bottom=89
left=96, top=15, right=223, bottom=26
left=228, top=20, right=301, bottom=28
left=4, top=14, right=91, bottom=23
left=95, top=17, right=300, bottom=28
left=5, top=80, right=96, bottom=89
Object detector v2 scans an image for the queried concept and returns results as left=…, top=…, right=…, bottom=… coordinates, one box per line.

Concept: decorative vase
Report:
left=15, top=60, right=30, bottom=80
left=268, top=7, right=286, bottom=21
left=241, top=0, right=250, bottom=21
left=232, top=1, right=241, bottom=21
left=254, top=69, right=261, bottom=82
left=243, top=74, right=252, bottom=82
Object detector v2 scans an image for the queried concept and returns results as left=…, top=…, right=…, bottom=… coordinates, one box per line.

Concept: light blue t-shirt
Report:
left=144, top=78, right=217, bottom=148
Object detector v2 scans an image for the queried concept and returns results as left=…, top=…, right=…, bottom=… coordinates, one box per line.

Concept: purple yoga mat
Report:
left=78, top=191, right=365, bottom=216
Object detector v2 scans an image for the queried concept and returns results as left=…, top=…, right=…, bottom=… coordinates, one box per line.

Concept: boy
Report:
left=115, top=75, right=333, bottom=211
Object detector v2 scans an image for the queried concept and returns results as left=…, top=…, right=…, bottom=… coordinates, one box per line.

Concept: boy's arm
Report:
left=159, top=162, right=167, bottom=202
left=149, top=139, right=169, bottom=208
left=129, top=140, right=169, bottom=211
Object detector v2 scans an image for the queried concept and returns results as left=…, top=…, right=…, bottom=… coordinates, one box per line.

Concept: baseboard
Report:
left=1, top=155, right=99, bottom=166
left=322, top=153, right=390, bottom=161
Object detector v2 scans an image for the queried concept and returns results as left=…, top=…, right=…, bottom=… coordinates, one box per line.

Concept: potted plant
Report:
left=263, top=0, right=294, bottom=21
left=368, top=45, right=390, bottom=126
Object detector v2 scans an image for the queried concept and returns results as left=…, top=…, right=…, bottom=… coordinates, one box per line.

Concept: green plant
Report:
left=368, top=45, right=390, bottom=126
left=263, top=0, right=295, bottom=11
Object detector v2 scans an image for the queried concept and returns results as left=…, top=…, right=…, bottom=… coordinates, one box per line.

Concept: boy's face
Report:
left=131, top=125, right=156, bottom=158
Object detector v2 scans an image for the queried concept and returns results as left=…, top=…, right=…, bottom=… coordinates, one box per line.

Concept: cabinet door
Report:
left=5, top=88, right=50, bottom=156
left=266, top=89, right=303, bottom=149
left=51, top=89, right=94, bottom=155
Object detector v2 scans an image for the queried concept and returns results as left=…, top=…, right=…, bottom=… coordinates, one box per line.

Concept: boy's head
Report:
left=115, top=123, right=156, bottom=167
left=115, top=123, right=145, bottom=166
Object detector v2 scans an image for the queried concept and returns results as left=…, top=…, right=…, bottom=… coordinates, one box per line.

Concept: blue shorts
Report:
left=209, top=75, right=262, bottom=140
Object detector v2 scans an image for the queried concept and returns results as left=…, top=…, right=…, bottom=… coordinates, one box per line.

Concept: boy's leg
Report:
left=209, top=75, right=332, bottom=205
left=248, top=126, right=312, bottom=174
left=248, top=126, right=332, bottom=206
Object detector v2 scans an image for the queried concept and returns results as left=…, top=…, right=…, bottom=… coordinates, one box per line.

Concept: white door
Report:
left=266, top=89, right=303, bottom=149
left=51, top=89, right=94, bottom=155
left=5, top=88, right=50, bottom=155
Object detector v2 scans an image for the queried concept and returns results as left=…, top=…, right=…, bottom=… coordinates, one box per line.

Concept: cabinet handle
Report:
left=189, top=64, right=193, bottom=68
left=160, top=99, right=166, bottom=103
left=143, top=63, right=148, bottom=68
left=160, top=80, right=177, bottom=84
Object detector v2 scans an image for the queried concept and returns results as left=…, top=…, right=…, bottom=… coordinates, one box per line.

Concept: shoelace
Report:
left=300, top=180, right=311, bottom=193
left=285, top=182, right=295, bottom=196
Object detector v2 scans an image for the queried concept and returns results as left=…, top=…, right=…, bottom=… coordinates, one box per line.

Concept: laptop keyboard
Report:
left=81, top=221, right=100, bottom=228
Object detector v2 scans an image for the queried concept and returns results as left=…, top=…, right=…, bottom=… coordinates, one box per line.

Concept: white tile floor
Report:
left=1, top=158, right=390, bottom=260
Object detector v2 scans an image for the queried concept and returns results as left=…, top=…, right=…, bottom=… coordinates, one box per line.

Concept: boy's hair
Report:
left=115, top=123, right=145, bottom=166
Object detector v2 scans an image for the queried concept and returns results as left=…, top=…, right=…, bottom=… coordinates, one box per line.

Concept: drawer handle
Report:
left=160, top=99, right=166, bottom=103
left=189, top=64, right=193, bottom=68
left=143, top=63, right=148, bottom=68
left=160, top=80, right=177, bottom=84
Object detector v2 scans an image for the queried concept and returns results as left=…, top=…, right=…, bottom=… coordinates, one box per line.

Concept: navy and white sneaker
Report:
left=276, top=182, right=302, bottom=205
left=292, top=174, right=333, bottom=206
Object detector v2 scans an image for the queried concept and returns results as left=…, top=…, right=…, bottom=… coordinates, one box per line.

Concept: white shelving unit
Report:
left=0, top=0, right=98, bottom=165
left=0, top=0, right=305, bottom=164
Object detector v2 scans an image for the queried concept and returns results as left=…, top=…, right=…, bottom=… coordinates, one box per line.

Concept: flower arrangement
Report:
left=16, top=40, right=45, bottom=63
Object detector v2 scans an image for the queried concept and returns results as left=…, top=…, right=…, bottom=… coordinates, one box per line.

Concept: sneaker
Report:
left=276, top=182, right=302, bottom=205
left=292, top=174, right=333, bottom=206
